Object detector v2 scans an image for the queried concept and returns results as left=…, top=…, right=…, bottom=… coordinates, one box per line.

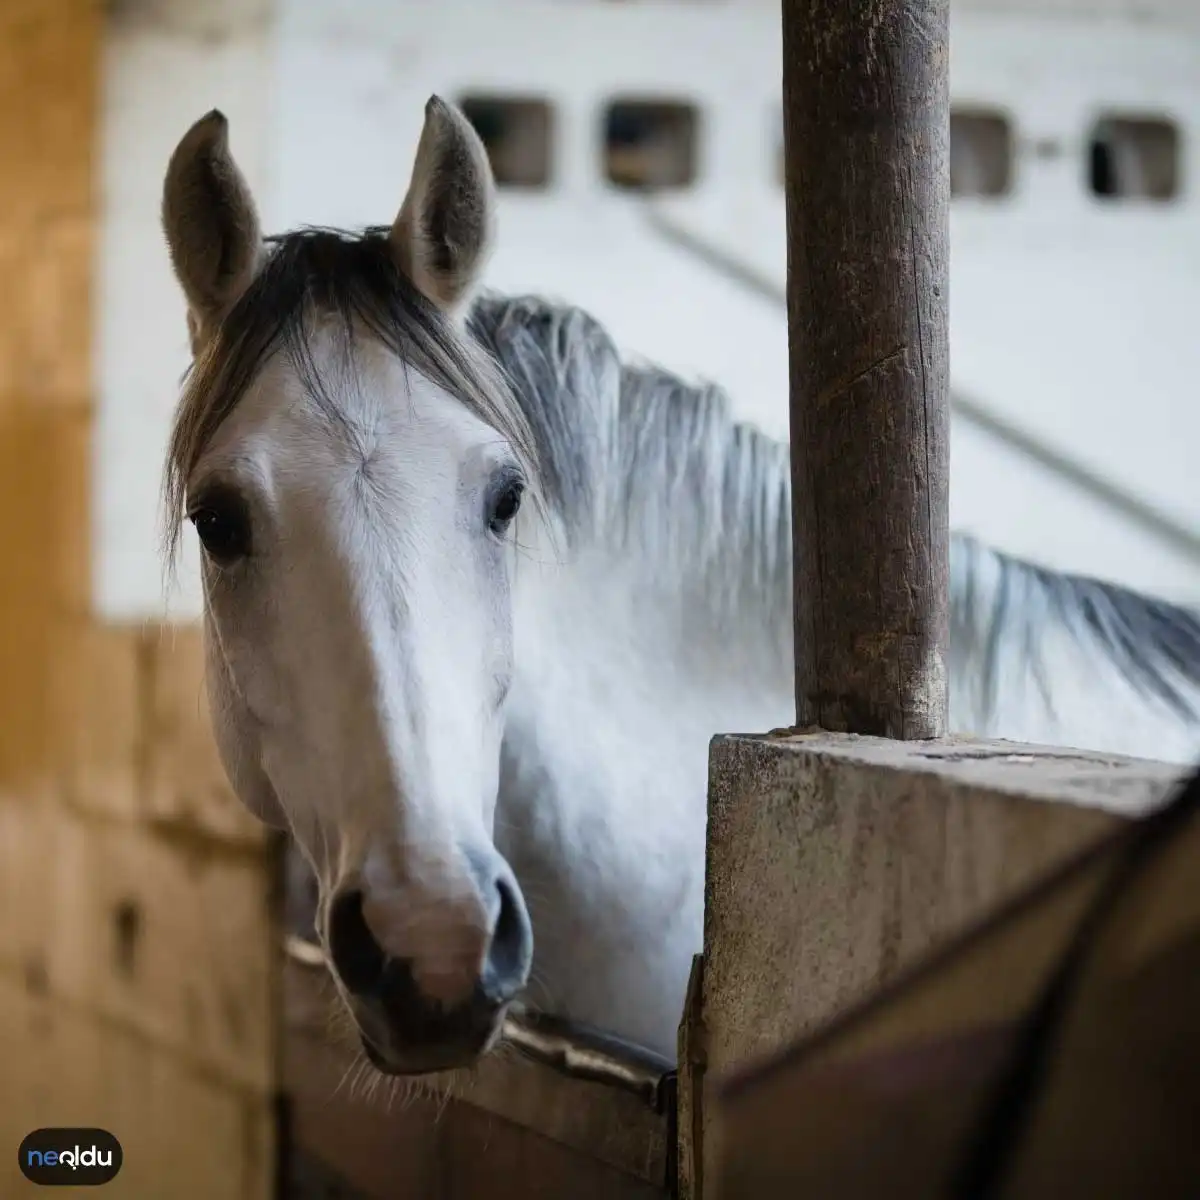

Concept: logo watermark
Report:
left=17, top=1129, right=122, bottom=1187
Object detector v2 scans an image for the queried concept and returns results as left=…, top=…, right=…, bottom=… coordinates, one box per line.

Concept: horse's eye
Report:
left=189, top=494, right=251, bottom=563
left=489, top=480, right=524, bottom=533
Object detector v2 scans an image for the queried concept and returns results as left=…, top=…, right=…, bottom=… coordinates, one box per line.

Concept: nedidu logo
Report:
left=18, top=1129, right=123, bottom=1187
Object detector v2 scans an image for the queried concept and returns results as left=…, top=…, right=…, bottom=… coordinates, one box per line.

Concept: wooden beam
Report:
left=783, top=0, right=951, bottom=739
left=699, top=730, right=1181, bottom=1187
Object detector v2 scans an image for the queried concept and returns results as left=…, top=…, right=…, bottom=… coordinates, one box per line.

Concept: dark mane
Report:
left=465, top=292, right=793, bottom=622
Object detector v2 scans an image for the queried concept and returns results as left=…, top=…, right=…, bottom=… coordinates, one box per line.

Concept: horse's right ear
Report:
left=162, top=110, right=263, bottom=353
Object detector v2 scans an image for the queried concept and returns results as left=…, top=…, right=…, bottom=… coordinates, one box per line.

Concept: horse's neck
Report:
left=499, top=540, right=789, bottom=1055
left=510, top=519, right=1200, bottom=767
left=502, top=529, right=794, bottom=845
left=512, top=530, right=795, bottom=723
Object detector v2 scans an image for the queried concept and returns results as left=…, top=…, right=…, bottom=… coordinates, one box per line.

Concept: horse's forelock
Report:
left=159, top=226, right=539, bottom=579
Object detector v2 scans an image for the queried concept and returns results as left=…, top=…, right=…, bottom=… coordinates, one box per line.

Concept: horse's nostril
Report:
left=482, top=877, right=532, bottom=1005
left=328, top=888, right=387, bottom=994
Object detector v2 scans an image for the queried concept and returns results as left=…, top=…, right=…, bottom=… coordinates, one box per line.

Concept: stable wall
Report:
left=0, top=3, right=278, bottom=1196
left=94, top=0, right=1200, bottom=622
left=7, top=0, right=1195, bottom=1194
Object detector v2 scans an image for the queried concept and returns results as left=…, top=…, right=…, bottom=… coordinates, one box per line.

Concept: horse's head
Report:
left=160, top=98, right=536, bottom=1075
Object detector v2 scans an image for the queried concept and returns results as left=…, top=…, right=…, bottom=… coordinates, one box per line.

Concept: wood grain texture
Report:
left=702, top=732, right=1179, bottom=1082
left=283, top=1014, right=669, bottom=1200
left=699, top=731, right=1181, bottom=1187
left=283, top=954, right=671, bottom=1192
left=714, top=768, right=1200, bottom=1200
left=783, top=0, right=951, bottom=739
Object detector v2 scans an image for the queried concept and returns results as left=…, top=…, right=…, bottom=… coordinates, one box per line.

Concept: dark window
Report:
left=1088, top=115, right=1180, bottom=201
left=458, top=95, right=554, bottom=189
left=603, top=98, right=699, bottom=191
left=950, top=109, right=1014, bottom=198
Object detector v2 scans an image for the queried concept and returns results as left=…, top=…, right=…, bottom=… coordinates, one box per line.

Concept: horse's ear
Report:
left=390, top=95, right=496, bottom=316
left=162, top=110, right=263, bottom=352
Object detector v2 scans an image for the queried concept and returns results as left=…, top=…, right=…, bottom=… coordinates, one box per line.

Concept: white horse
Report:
left=159, top=97, right=1200, bottom=1072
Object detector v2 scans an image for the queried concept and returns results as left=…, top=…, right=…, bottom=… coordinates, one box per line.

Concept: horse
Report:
left=158, top=96, right=1200, bottom=1071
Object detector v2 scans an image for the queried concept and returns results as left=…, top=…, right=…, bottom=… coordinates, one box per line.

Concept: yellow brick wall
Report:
left=0, top=4, right=279, bottom=1196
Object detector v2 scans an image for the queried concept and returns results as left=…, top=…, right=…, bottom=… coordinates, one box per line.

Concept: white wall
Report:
left=732, top=0, right=1200, bottom=19
left=94, top=0, right=1200, bottom=621
left=652, top=12, right=1200, bottom=600
left=95, top=0, right=278, bottom=618
left=956, top=0, right=1200, bottom=22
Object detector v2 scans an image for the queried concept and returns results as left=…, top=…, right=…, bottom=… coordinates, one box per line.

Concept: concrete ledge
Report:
left=697, top=732, right=1187, bottom=1188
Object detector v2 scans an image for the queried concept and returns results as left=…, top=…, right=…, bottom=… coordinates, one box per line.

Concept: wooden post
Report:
left=783, top=0, right=951, bottom=739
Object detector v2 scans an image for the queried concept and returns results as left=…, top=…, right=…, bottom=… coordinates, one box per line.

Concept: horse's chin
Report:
left=357, top=1019, right=506, bottom=1078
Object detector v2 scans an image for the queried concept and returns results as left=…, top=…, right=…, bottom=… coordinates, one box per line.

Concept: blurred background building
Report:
left=95, top=0, right=1200, bottom=623
left=1, top=0, right=1198, bottom=1196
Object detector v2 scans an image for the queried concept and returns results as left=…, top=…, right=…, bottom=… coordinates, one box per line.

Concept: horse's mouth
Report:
left=357, top=1014, right=507, bottom=1077
left=358, top=1032, right=488, bottom=1076
left=359, top=1032, right=415, bottom=1075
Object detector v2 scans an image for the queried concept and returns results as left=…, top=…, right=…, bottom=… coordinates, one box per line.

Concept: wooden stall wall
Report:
left=0, top=3, right=279, bottom=1196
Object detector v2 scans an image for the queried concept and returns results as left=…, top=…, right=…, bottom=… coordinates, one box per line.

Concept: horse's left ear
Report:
left=162, top=110, right=264, bottom=353
left=390, top=95, right=496, bottom=316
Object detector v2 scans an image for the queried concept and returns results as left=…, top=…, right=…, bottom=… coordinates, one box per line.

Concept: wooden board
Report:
left=282, top=960, right=671, bottom=1199
left=713, top=764, right=1200, bottom=1199
left=281, top=851, right=672, bottom=1199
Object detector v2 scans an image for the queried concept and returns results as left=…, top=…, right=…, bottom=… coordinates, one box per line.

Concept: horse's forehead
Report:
left=196, top=342, right=493, bottom=488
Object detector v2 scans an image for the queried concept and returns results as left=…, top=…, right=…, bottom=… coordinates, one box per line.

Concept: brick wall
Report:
left=0, top=3, right=279, bottom=1196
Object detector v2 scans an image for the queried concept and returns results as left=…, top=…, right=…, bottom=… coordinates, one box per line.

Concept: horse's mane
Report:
left=467, top=291, right=1200, bottom=725
left=159, top=223, right=1200, bottom=727
left=467, top=293, right=793, bottom=620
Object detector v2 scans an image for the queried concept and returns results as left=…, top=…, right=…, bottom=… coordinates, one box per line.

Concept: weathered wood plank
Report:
left=713, top=766, right=1200, bottom=1198
left=283, top=956, right=671, bottom=1194
left=699, top=732, right=1185, bottom=1189
left=283, top=967, right=669, bottom=1199
left=783, top=0, right=952, bottom=739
